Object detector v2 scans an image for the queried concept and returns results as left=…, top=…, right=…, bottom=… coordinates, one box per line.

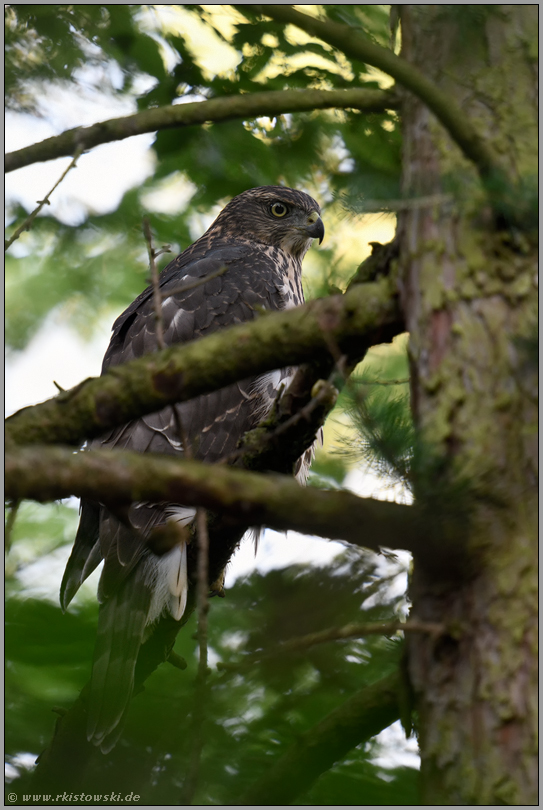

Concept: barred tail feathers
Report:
left=87, top=567, right=152, bottom=753
left=87, top=542, right=189, bottom=751
left=87, top=543, right=188, bottom=754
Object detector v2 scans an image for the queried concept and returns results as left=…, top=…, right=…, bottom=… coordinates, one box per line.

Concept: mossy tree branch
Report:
left=234, top=671, right=402, bottom=806
left=5, top=445, right=431, bottom=557
left=5, top=87, right=397, bottom=173
left=218, top=620, right=445, bottom=673
left=5, top=278, right=403, bottom=448
left=247, top=4, right=504, bottom=182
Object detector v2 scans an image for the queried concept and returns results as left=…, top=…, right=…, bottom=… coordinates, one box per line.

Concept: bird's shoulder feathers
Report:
left=103, top=240, right=293, bottom=372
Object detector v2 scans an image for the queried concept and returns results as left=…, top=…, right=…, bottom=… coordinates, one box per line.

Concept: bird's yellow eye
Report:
left=270, top=202, right=288, bottom=218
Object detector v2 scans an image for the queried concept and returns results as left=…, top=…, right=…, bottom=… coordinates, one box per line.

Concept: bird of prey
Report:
left=60, top=186, right=324, bottom=752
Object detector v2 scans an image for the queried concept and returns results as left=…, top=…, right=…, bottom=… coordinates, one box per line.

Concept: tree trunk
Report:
left=399, top=6, right=538, bottom=805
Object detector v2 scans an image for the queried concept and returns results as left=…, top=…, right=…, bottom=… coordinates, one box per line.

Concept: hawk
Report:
left=60, top=186, right=324, bottom=752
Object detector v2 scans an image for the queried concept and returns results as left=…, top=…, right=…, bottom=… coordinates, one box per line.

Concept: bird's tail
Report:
left=147, top=542, right=188, bottom=624
left=87, top=563, right=152, bottom=753
left=60, top=500, right=102, bottom=611
left=86, top=543, right=189, bottom=753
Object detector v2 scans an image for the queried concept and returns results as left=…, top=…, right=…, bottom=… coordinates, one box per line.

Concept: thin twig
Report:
left=181, top=507, right=210, bottom=805
left=218, top=374, right=336, bottom=467
left=142, top=217, right=209, bottom=801
left=195, top=511, right=210, bottom=678
left=141, top=218, right=190, bottom=463
left=266, top=379, right=336, bottom=443
left=343, top=193, right=454, bottom=214
left=143, top=216, right=188, bottom=482
left=4, top=499, right=21, bottom=553
left=161, top=265, right=228, bottom=299
left=355, top=377, right=410, bottom=386
left=316, top=311, right=412, bottom=485
left=142, top=217, right=166, bottom=350
left=147, top=226, right=214, bottom=802
left=5, top=149, right=82, bottom=251
left=217, top=619, right=446, bottom=673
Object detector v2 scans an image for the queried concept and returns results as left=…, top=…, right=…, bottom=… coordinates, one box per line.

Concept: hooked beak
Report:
left=305, top=211, right=325, bottom=245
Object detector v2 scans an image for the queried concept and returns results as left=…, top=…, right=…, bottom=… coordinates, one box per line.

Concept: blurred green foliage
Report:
left=5, top=3, right=400, bottom=349
left=336, top=336, right=413, bottom=491
left=6, top=357, right=419, bottom=803
left=5, top=4, right=420, bottom=803
left=6, top=511, right=416, bottom=803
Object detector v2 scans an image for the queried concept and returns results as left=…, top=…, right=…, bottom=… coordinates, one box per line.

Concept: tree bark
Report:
left=399, top=6, right=537, bottom=804
left=253, top=4, right=503, bottom=180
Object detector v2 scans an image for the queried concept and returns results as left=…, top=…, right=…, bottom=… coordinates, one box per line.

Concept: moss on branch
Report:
left=249, top=4, right=504, bottom=181
left=235, top=671, right=401, bottom=805
left=5, top=279, right=403, bottom=448
left=5, top=87, right=397, bottom=173
left=5, top=445, right=429, bottom=556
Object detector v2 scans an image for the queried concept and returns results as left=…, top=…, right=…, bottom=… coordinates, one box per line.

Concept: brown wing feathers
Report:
left=60, top=186, right=323, bottom=749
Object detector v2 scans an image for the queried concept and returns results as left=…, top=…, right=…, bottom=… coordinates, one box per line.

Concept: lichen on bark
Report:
left=399, top=5, right=537, bottom=804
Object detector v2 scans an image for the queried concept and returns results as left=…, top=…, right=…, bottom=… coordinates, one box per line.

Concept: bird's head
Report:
left=210, top=186, right=324, bottom=259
